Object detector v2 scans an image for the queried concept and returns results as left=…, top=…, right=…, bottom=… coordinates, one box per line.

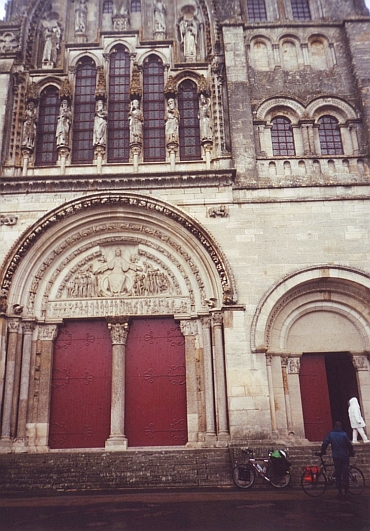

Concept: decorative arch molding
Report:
left=255, top=97, right=306, bottom=121
left=104, top=40, right=135, bottom=56
left=0, top=193, right=237, bottom=318
left=307, top=97, right=358, bottom=122
left=251, top=265, right=370, bottom=353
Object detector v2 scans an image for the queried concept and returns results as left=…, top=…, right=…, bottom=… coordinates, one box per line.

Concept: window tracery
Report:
left=35, top=86, right=60, bottom=166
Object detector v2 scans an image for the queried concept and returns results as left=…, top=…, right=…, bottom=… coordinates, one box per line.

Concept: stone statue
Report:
left=93, top=100, right=108, bottom=147
left=56, top=99, right=72, bottom=148
left=179, top=12, right=198, bottom=61
left=22, top=102, right=37, bottom=149
left=165, top=98, right=180, bottom=144
left=95, top=248, right=143, bottom=296
left=42, top=23, right=61, bottom=66
left=198, top=94, right=212, bottom=141
left=154, top=0, right=166, bottom=34
left=75, top=0, right=88, bottom=33
left=129, top=99, right=144, bottom=144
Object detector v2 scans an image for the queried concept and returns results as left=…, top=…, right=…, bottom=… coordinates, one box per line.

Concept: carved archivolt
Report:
left=251, top=265, right=370, bottom=353
left=1, top=193, right=237, bottom=319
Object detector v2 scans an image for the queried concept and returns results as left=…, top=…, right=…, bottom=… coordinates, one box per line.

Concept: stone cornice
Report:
left=0, top=169, right=235, bottom=194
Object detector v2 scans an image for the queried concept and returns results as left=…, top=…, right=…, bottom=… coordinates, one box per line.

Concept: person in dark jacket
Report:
left=319, top=421, right=354, bottom=498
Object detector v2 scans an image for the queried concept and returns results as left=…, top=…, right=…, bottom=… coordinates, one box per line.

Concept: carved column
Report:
left=348, top=122, right=360, bottom=155
left=287, top=355, right=305, bottom=438
left=15, top=322, right=35, bottom=448
left=0, top=320, right=20, bottom=449
left=351, top=353, right=370, bottom=430
left=180, top=320, right=200, bottom=444
left=281, top=357, right=293, bottom=434
left=212, top=312, right=229, bottom=441
left=265, top=353, right=277, bottom=433
left=201, top=317, right=216, bottom=442
left=106, top=317, right=129, bottom=450
left=35, top=324, right=58, bottom=449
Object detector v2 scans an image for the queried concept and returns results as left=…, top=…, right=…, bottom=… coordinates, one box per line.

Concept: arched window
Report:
left=103, top=0, right=113, bottom=13
left=271, top=117, right=295, bottom=156
left=318, top=116, right=343, bottom=155
left=131, top=0, right=141, bottom=12
left=247, top=0, right=267, bottom=22
left=143, top=55, right=165, bottom=162
left=178, top=80, right=201, bottom=161
left=291, top=0, right=311, bottom=21
left=72, top=58, right=96, bottom=164
left=108, top=46, right=130, bottom=163
left=35, top=86, right=59, bottom=166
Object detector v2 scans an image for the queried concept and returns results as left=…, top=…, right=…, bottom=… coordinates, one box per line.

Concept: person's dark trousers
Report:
left=334, top=457, right=350, bottom=493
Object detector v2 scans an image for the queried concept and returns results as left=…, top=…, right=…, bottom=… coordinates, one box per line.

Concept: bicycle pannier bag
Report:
left=238, top=465, right=250, bottom=481
left=304, top=465, right=321, bottom=483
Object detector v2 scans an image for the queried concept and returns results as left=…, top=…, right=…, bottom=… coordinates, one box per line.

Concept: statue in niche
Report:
left=198, top=94, right=212, bottom=141
left=179, top=7, right=198, bottom=61
left=165, top=98, right=180, bottom=144
left=154, top=0, right=166, bottom=34
left=93, top=99, right=108, bottom=147
left=22, top=101, right=37, bottom=149
left=56, top=99, right=72, bottom=147
left=42, top=22, right=61, bottom=66
left=113, top=0, right=129, bottom=30
left=95, top=248, right=143, bottom=296
left=75, top=0, right=88, bottom=33
left=129, top=99, right=144, bottom=144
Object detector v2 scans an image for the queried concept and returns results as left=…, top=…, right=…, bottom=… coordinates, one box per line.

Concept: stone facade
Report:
left=0, top=0, right=369, bottom=454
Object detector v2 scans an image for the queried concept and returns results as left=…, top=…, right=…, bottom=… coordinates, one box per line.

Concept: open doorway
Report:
left=299, top=352, right=359, bottom=441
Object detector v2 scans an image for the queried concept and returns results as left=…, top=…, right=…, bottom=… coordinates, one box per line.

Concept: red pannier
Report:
left=304, top=465, right=321, bottom=483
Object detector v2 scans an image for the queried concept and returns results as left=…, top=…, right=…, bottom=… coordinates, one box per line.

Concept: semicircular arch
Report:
left=1, top=193, right=237, bottom=321
left=251, top=265, right=370, bottom=353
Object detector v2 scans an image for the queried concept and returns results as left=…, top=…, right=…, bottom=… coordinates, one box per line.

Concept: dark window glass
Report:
left=271, top=117, right=296, bottom=156
left=143, top=55, right=165, bottom=162
left=103, top=1, right=113, bottom=13
left=178, top=80, right=201, bottom=161
left=108, top=46, right=130, bottom=163
left=318, top=116, right=343, bottom=155
left=291, top=0, right=311, bottom=20
left=35, top=86, right=59, bottom=166
left=72, top=58, right=96, bottom=164
left=131, top=0, right=141, bottom=12
left=247, top=0, right=267, bottom=22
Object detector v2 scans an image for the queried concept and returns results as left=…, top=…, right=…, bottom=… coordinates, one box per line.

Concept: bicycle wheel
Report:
left=269, top=471, right=291, bottom=488
left=300, top=471, right=327, bottom=497
left=232, top=464, right=256, bottom=489
left=348, top=466, right=365, bottom=495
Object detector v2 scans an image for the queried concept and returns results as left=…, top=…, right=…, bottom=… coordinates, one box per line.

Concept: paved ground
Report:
left=0, top=487, right=368, bottom=531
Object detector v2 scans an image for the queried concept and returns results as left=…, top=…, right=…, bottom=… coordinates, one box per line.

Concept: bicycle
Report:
left=232, top=448, right=292, bottom=489
left=301, top=452, right=365, bottom=497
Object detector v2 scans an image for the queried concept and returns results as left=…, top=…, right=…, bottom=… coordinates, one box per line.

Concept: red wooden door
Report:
left=299, top=354, right=332, bottom=441
left=49, top=320, right=112, bottom=449
left=125, top=318, right=188, bottom=447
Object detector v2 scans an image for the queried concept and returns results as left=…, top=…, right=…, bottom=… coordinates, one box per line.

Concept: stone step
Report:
left=0, top=445, right=368, bottom=495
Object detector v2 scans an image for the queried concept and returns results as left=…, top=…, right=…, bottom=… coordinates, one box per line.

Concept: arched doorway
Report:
left=299, top=352, right=359, bottom=441
left=252, top=266, right=370, bottom=441
left=0, top=193, right=235, bottom=451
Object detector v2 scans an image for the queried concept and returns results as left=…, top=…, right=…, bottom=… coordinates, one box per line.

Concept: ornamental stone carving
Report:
left=107, top=317, right=129, bottom=345
left=352, top=356, right=368, bottom=371
left=0, top=32, right=19, bottom=54
left=288, top=358, right=300, bottom=374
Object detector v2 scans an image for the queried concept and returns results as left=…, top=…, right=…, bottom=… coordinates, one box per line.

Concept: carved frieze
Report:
left=0, top=215, right=18, bottom=225
left=352, top=356, right=368, bottom=371
left=47, top=297, right=190, bottom=319
left=287, top=358, right=300, bottom=374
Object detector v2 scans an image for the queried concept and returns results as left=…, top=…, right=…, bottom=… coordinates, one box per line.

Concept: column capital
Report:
left=107, top=317, right=129, bottom=345
left=37, top=323, right=59, bottom=341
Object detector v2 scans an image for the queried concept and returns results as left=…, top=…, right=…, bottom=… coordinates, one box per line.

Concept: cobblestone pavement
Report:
left=0, top=488, right=368, bottom=531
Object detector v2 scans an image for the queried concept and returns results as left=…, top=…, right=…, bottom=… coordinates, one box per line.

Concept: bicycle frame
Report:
left=232, top=448, right=291, bottom=489
left=301, top=452, right=365, bottom=497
